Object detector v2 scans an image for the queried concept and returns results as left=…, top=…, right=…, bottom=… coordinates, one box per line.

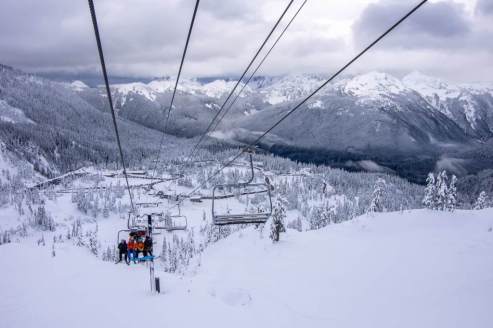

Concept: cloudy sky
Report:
left=0, top=0, right=491, bottom=82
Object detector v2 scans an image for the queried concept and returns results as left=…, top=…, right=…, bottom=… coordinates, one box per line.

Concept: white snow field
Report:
left=2, top=208, right=493, bottom=328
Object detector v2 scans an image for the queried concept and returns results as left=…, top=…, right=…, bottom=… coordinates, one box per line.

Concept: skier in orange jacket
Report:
left=127, top=237, right=137, bottom=264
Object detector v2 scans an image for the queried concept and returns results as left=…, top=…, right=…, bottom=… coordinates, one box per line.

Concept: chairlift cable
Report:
left=186, top=0, right=296, bottom=162
left=88, top=0, right=135, bottom=212
left=250, top=0, right=429, bottom=146
left=211, top=0, right=308, bottom=132
left=176, top=0, right=429, bottom=204
left=151, top=0, right=201, bottom=178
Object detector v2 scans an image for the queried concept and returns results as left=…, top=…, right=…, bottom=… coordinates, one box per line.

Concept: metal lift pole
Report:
left=147, top=214, right=156, bottom=292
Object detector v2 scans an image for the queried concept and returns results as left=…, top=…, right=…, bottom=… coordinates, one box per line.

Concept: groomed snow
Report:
left=2, top=209, right=493, bottom=328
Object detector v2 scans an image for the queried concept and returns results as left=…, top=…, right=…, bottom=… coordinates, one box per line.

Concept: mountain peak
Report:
left=403, top=71, right=451, bottom=90
left=343, top=71, right=406, bottom=98
left=70, top=80, right=89, bottom=92
left=403, top=71, right=460, bottom=103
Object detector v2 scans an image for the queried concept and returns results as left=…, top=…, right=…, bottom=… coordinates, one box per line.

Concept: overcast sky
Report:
left=0, top=0, right=491, bottom=82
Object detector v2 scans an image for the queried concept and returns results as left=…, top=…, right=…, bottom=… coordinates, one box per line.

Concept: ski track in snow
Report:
left=1, top=209, right=493, bottom=328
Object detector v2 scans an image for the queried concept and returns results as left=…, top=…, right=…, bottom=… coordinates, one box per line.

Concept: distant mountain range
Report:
left=70, top=70, right=493, bottom=140
left=1, top=63, right=492, bottom=182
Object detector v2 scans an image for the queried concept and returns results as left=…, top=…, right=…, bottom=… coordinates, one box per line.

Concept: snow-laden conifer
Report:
left=270, top=197, right=287, bottom=242
left=474, top=191, right=488, bottom=210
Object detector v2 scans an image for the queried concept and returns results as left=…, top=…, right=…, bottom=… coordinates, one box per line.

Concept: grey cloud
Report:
left=279, top=36, right=345, bottom=57
left=352, top=1, right=471, bottom=49
left=0, top=0, right=490, bottom=82
left=0, top=0, right=285, bottom=77
left=200, top=0, right=260, bottom=20
left=475, top=0, right=493, bottom=16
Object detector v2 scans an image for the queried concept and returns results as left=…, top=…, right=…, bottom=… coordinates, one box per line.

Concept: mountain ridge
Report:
left=1, top=64, right=492, bottom=181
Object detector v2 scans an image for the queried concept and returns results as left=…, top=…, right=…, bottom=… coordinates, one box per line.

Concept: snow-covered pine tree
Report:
left=270, top=197, right=287, bottom=243
left=161, top=234, right=168, bottom=270
left=474, top=191, right=488, bottom=210
left=321, top=204, right=336, bottom=226
left=102, top=204, right=109, bottom=218
left=422, top=173, right=436, bottom=209
left=308, top=207, right=323, bottom=230
left=102, top=246, right=113, bottom=262
left=85, top=228, right=99, bottom=256
left=367, top=178, right=385, bottom=213
left=446, top=175, right=457, bottom=212
left=34, top=205, right=55, bottom=231
left=167, top=239, right=178, bottom=273
left=435, top=171, right=449, bottom=211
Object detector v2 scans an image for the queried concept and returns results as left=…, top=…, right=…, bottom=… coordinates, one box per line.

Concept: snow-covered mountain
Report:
left=1, top=63, right=492, bottom=181
left=73, top=71, right=493, bottom=143
left=403, top=72, right=493, bottom=138
left=0, top=64, right=190, bottom=177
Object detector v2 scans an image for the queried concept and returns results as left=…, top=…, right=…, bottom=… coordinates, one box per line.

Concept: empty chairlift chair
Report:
left=163, top=204, right=188, bottom=231
left=212, top=151, right=272, bottom=225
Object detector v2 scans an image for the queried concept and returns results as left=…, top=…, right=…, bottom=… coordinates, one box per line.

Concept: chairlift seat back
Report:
left=212, top=182, right=272, bottom=225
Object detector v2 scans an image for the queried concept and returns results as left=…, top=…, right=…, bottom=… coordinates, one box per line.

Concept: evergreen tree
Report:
left=308, top=207, right=323, bottom=230
left=322, top=204, right=336, bottom=225
left=367, top=178, right=385, bottom=213
left=422, top=173, right=436, bottom=209
left=435, top=171, right=449, bottom=211
left=446, top=175, right=457, bottom=212
left=161, top=234, right=168, bottom=269
left=474, top=191, right=488, bottom=210
left=270, top=198, right=287, bottom=243
left=102, top=205, right=109, bottom=218
left=86, top=226, right=100, bottom=256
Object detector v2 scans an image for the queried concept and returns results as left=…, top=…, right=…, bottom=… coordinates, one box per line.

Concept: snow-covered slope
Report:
left=0, top=64, right=191, bottom=177
left=403, top=72, right=461, bottom=107
left=0, top=142, right=42, bottom=184
left=2, top=208, right=492, bottom=328
left=0, top=99, right=35, bottom=124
